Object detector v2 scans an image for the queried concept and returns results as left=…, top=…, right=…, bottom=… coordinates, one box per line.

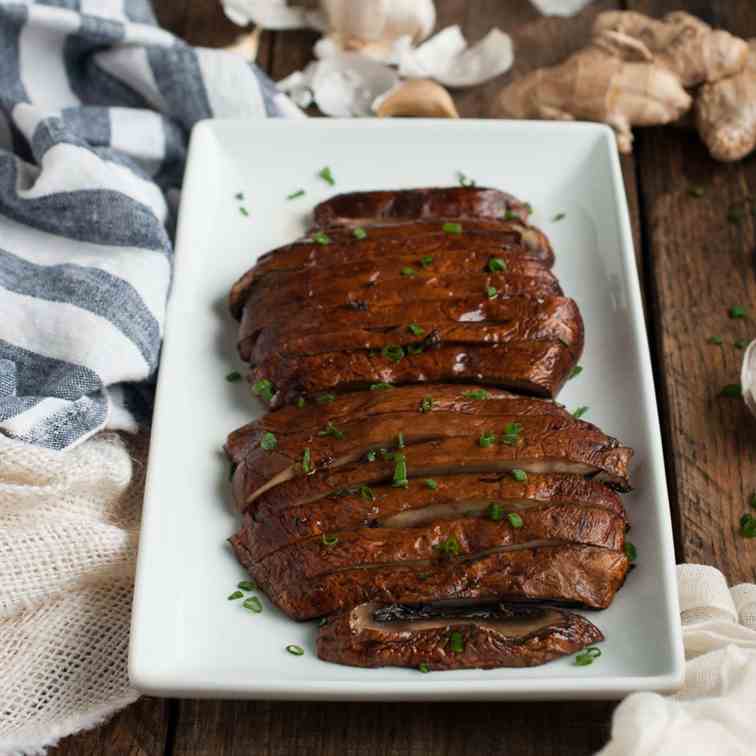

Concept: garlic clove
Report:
left=741, top=339, right=756, bottom=418
left=374, top=78, right=459, bottom=118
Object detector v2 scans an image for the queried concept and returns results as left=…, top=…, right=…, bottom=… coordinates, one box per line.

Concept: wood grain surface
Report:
left=52, top=1, right=755, bottom=754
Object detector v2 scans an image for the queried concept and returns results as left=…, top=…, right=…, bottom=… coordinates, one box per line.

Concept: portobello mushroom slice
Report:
left=317, top=601, right=603, bottom=670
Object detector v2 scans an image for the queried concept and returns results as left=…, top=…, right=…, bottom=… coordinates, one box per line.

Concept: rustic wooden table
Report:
left=53, top=1, right=756, bottom=754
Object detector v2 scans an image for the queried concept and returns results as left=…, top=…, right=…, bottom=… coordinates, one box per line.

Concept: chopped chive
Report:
left=572, top=406, right=589, bottom=419
left=318, top=166, right=335, bottom=185
left=359, top=485, right=375, bottom=502
left=312, top=231, right=331, bottom=245
left=420, top=255, right=433, bottom=268
left=508, top=512, right=524, bottom=528
left=252, top=378, right=275, bottom=403
left=226, top=370, right=242, bottom=383
left=321, top=533, right=338, bottom=547
left=487, top=503, right=504, bottom=521
left=502, top=209, right=518, bottom=221
left=228, top=461, right=237, bottom=481
left=624, top=541, right=637, bottom=561
left=420, top=396, right=434, bottom=413
left=286, top=644, right=305, bottom=656
left=568, top=365, right=583, bottom=380
left=457, top=171, right=475, bottom=187
left=318, top=421, right=345, bottom=440
left=401, top=266, right=416, bottom=277
left=397, top=432, right=405, bottom=449
left=316, top=393, right=336, bottom=404
left=227, top=590, right=243, bottom=600
left=296, top=396, right=306, bottom=408
left=287, top=189, right=305, bottom=200
left=435, top=536, right=460, bottom=558
left=479, top=430, right=497, bottom=448
left=708, top=336, right=723, bottom=345
left=740, top=513, right=756, bottom=538
left=235, top=192, right=244, bottom=200
left=366, top=450, right=377, bottom=462
left=501, top=422, right=523, bottom=446
left=424, top=478, right=438, bottom=490
left=239, top=206, right=249, bottom=217
left=318, top=617, right=328, bottom=627
left=575, top=647, right=602, bottom=666
left=260, top=431, right=277, bottom=451
left=551, top=212, right=566, bottom=222
left=730, top=306, right=747, bottom=319
left=720, top=384, right=741, bottom=398
left=418, top=662, right=431, bottom=673
left=370, top=382, right=394, bottom=391
left=406, top=343, right=424, bottom=355
left=353, top=226, right=367, bottom=239
left=688, top=186, right=705, bottom=198
left=238, top=580, right=256, bottom=591
left=735, top=338, right=749, bottom=349
left=442, top=222, right=462, bottom=234
left=450, top=631, right=465, bottom=653
left=407, top=323, right=425, bottom=337
left=486, top=285, right=497, bottom=299
left=524, top=202, right=533, bottom=214
left=301, top=447, right=312, bottom=474
left=464, top=389, right=490, bottom=400
left=487, top=257, right=507, bottom=273
left=392, top=451, right=408, bottom=488
left=382, top=344, right=405, bottom=363
left=243, top=596, right=263, bottom=613
left=511, top=468, right=527, bottom=482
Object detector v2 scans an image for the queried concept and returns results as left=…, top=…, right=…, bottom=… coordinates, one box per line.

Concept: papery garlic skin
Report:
left=741, top=339, right=756, bottom=418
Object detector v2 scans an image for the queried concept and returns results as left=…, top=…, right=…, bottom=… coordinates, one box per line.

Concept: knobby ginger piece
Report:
left=492, top=34, right=691, bottom=153
left=374, top=78, right=459, bottom=118
left=696, top=40, right=756, bottom=162
left=594, top=11, right=748, bottom=87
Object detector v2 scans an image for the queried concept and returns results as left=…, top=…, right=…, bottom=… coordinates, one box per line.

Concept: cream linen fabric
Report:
left=0, top=432, right=145, bottom=756
left=598, top=564, right=756, bottom=756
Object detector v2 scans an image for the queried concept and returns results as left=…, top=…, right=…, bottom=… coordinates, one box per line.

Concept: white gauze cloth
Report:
left=0, top=432, right=146, bottom=756
left=598, top=564, right=756, bottom=756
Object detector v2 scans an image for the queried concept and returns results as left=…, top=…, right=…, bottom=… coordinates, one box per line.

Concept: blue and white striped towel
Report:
left=0, top=0, right=300, bottom=450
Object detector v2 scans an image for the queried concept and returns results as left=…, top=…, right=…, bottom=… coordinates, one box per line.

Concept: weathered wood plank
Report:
left=628, top=0, right=756, bottom=583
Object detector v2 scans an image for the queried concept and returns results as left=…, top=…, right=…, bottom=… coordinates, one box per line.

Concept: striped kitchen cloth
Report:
left=0, top=0, right=300, bottom=450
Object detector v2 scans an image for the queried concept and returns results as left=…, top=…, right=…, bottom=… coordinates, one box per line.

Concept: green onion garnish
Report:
left=501, top=422, right=523, bottom=446
left=688, top=186, right=704, bottom=198
left=425, top=479, right=438, bottom=490
left=227, top=590, right=243, bottom=600
left=572, top=406, right=589, bottom=419
left=575, top=647, right=602, bottom=666
left=624, top=541, right=637, bottom=561
left=321, top=533, right=338, bottom=547
left=353, top=226, right=367, bottom=239
left=457, top=171, right=475, bottom=187
left=552, top=212, right=566, bottom=222
left=740, top=513, right=756, bottom=538
left=238, top=580, right=256, bottom=591
left=226, top=370, right=242, bottom=383
left=318, top=421, right=345, bottom=440
left=435, top=536, right=460, bottom=558
left=366, top=450, right=377, bottom=462
left=359, top=485, right=375, bottom=502
left=370, top=382, right=394, bottom=391
left=730, top=306, right=747, bottom=319
left=708, top=336, right=723, bottom=345
left=243, top=596, right=262, bottom=613
left=442, top=222, right=462, bottom=234
left=312, top=231, right=331, bottom=245
left=464, top=389, right=490, bottom=400
left=720, top=384, right=742, bottom=398
left=397, top=432, right=405, bottom=449
left=407, top=323, right=425, bottom=337
left=420, top=255, right=433, bottom=268
left=286, top=644, right=305, bottom=656
left=479, top=431, right=497, bottom=448
left=450, top=631, right=465, bottom=653
left=287, top=189, right=305, bottom=200
left=260, top=431, right=277, bottom=451
left=488, top=503, right=504, bottom=521
left=382, top=344, right=405, bottom=363
left=252, top=378, right=275, bottom=403
left=487, top=257, right=507, bottom=273
left=235, top=192, right=244, bottom=200
left=508, top=512, right=524, bottom=528
left=296, top=397, right=306, bottom=408
left=486, top=286, right=497, bottom=299
left=316, top=393, right=336, bottom=404
left=420, top=396, right=433, bottom=413
left=502, top=209, right=518, bottom=221
left=239, top=206, right=249, bottom=217
left=568, top=365, right=583, bottom=380
left=401, top=266, right=416, bottom=277
left=301, top=447, right=312, bottom=474
left=524, top=202, right=533, bottom=214
left=392, top=452, right=408, bottom=488
left=735, top=339, right=749, bottom=349
left=511, top=469, right=527, bottom=482
left=418, top=662, right=431, bottom=673
left=318, top=166, right=335, bottom=185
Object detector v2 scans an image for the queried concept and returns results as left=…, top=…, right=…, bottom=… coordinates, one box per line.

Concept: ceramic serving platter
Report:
left=129, top=119, right=684, bottom=700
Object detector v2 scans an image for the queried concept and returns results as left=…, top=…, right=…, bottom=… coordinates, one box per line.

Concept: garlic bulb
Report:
left=741, top=339, right=756, bottom=418
left=321, top=0, right=436, bottom=60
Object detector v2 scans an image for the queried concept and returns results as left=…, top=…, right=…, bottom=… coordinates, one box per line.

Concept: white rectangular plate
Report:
left=129, top=119, right=684, bottom=700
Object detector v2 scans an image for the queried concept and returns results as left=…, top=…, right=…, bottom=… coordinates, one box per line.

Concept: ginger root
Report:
left=593, top=11, right=748, bottom=88
left=375, top=79, right=459, bottom=118
left=494, top=10, right=748, bottom=154
left=493, top=33, right=691, bottom=153
left=696, top=39, right=756, bottom=162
